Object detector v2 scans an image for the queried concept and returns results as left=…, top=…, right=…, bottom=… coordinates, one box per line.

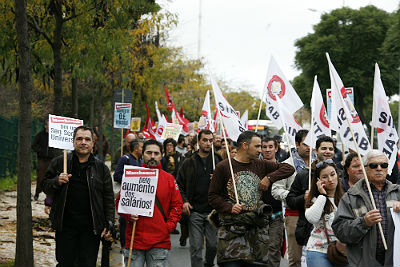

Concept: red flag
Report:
left=164, top=85, right=174, bottom=112
left=142, top=102, right=155, bottom=139
left=179, top=106, right=184, bottom=118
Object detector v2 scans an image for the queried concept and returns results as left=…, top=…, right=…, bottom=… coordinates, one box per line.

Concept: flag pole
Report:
left=127, top=221, right=137, bottom=267
left=327, top=53, right=387, bottom=250
left=276, top=98, right=295, bottom=167
left=218, top=111, right=239, bottom=204
left=209, top=113, right=216, bottom=170
left=370, top=125, right=375, bottom=149
left=308, top=110, right=314, bottom=191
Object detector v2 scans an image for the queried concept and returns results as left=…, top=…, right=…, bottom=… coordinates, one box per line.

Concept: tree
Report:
left=293, top=5, right=393, bottom=127
left=14, top=0, right=34, bottom=265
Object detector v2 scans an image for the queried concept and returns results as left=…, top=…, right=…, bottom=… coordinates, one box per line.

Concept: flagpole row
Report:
left=345, top=116, right=387, bottom=249
left=218, top=111, right=239, bottom=204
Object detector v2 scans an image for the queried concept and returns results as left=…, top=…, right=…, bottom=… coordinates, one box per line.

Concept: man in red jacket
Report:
left=116, top=139, right=183, bottom=267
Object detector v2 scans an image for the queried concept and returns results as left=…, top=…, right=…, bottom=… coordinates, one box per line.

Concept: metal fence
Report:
left=0, top=116, right=43, bottom=178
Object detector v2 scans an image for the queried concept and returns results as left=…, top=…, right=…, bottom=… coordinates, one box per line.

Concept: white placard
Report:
left=114, top=102, right=132, bottom=129
left=118, top=166, right=159, bottom=217
left=48, top=114, right=83, bottom=150
left=161, top=123, right=182, bottom=141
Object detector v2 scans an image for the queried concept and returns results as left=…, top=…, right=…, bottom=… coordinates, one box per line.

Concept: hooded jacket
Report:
left=116, top=162, right=183, bottom=250
left=332, top=179, right=400, bottom=267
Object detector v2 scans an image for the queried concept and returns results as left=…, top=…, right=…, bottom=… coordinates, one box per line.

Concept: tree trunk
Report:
left=97, top=85, right=104, bottom=161
left=52, top=1, right=63, bottom=115
left=14, top=0, right=34, bottom=265
left=89, top=85, right=95, bottom=127
left=71, top=76, right=78, bottom=118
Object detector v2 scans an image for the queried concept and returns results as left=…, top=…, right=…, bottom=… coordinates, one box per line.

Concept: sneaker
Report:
left=179, top=239, right=186, bottom=246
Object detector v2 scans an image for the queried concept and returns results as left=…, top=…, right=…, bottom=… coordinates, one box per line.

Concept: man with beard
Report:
left=208, top=131, right=295, bottom=266
left=42, top=126, right=114, bottom=267
left=177, top=129, right=223, bottom=267
left=116, top=139, right=183, bottom=267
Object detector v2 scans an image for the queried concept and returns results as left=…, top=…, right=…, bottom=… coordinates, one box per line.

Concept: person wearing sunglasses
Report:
left=333, top=150, right=400, bottom=267
left=304, top=159, right=344, bottom=267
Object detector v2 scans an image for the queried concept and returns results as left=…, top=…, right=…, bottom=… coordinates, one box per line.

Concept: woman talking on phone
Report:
left=304, top=159, right=345, bottom=267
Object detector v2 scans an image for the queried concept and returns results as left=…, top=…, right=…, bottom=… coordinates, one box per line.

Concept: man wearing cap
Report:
left=274, top=134, right=289, bottom=162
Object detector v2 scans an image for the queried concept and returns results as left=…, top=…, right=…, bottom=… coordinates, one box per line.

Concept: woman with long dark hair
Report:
left=305, top=159, right=344, bottom=267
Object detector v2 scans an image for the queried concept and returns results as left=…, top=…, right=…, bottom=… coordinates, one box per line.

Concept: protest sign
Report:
left=161, top=123, right=182, bottom=141
left=48, top=114, right=83, bottom=150
left=131, top=117, right=141, bottom=132
left=114, top=103, right=132, bottom=129
left=118, top=166, right=159, bottom=217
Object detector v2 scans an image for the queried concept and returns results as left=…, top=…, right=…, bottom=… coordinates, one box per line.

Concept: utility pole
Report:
left=197, top=0, right=202, bottom=58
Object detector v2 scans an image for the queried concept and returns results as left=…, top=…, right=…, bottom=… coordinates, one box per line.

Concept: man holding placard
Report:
left=116, top=139, right=182, bottom=267
left=42, top=125, right=115, bottom=267
left=208, top=131, right=295, bottom=266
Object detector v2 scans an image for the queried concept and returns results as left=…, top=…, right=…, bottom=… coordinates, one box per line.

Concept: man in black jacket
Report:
left=42, top=125, right=114, bottom=267
left=177, top=129, right=223, bottom=267
left=286, top=136, right=336, bottom=247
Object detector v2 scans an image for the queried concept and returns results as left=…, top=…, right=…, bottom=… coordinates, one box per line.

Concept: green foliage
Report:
left=294, top=5, right=393, bottom=125
left=0, top=175, right=17, bottom=191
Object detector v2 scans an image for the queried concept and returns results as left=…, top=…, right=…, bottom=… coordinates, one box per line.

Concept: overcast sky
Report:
left=158, top=0, right=399, bottom=97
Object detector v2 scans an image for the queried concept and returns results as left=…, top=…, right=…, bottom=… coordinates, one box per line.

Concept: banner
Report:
left=198, top=90, right=211, bottom=130
left=114, top=103, right=132, bottom=129
left=326, top=53, right=370, bottom=155
left=211, top=77, right=245, bottom=141
left=304, top=76, right=331, bottom=148
left=117, top=166, right=159, bottom=217
left=131, top=117, right=141, bottom=132
left=264, top=56, right=303, bottom=128
left=162, top=123, right=183, bottom=141
left=372, top=63, right=398, bottom=175
left=48, top=114, right=83, bottom=150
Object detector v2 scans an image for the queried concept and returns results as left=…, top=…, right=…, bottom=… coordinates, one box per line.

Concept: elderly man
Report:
left=332, top=150, right=400, bottom=267
left=341, top=152, right=364, bottom=192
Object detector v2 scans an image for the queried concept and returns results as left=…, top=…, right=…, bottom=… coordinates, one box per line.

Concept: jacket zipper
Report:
left=87, top=168, right=97, bottom=235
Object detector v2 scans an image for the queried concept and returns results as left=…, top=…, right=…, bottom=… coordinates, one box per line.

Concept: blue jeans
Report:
left=123, top=247, right=169, bottom=267
left=306, top=250, right=333, bottom=267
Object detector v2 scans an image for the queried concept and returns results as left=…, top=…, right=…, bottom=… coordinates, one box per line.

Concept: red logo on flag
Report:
left=340, top=87, right=360, bottom=123
left=320, top=105, right=330, bottom=128
left=267, top=75, right=286, bottom=101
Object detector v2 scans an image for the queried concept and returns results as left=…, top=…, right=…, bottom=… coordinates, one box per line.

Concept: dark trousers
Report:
left=56, top=227, right=101, bottom=267
left=119, top=216, right=126, bottom=249
left=35, top=158, right=52, bottom=197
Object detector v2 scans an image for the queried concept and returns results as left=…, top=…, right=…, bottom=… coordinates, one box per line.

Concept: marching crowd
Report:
left=32, top=121, right=400, bottom=267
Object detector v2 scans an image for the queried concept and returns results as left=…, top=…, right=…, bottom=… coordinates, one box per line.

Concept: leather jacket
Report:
left=42, top=152, right=115, bottom=234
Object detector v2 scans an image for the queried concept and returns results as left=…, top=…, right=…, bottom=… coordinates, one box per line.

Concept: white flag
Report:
left=276, top=98, right=302, bottom=147
left=211, top=76, right=246, bottom=141
left=154, top=114, right=167, bottom=142
left=240, top=110, right=249, bottom=130
left=199, top=90, right=211, bottom=130
left=304, top=76, right=331, bottom=148
left=155, top=101, right=162, bottom=123
left=326, top=53, right=370, bottom=155
left=264, top=56, right=303, bottom=128
left=372, top=63, right=398, bottom=175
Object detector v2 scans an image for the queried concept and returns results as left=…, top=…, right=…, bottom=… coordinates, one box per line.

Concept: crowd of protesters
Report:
left=32, top=121, right=400, bottom=267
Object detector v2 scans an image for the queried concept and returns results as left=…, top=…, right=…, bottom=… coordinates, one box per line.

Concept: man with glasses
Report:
left=333, top=149, right=400, bottom=267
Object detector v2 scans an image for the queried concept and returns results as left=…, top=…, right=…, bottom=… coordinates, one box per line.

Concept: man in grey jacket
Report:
left=332, top=150, right=400, bottom=267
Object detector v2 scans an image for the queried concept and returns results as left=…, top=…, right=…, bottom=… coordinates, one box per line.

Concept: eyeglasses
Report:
left=316, top=158, right=334, bottom=169
left=366, top=162, right=388, bottom=169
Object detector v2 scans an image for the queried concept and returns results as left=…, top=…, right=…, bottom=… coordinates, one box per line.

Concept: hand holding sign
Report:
left=58, top=173, right=72, bottom=185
